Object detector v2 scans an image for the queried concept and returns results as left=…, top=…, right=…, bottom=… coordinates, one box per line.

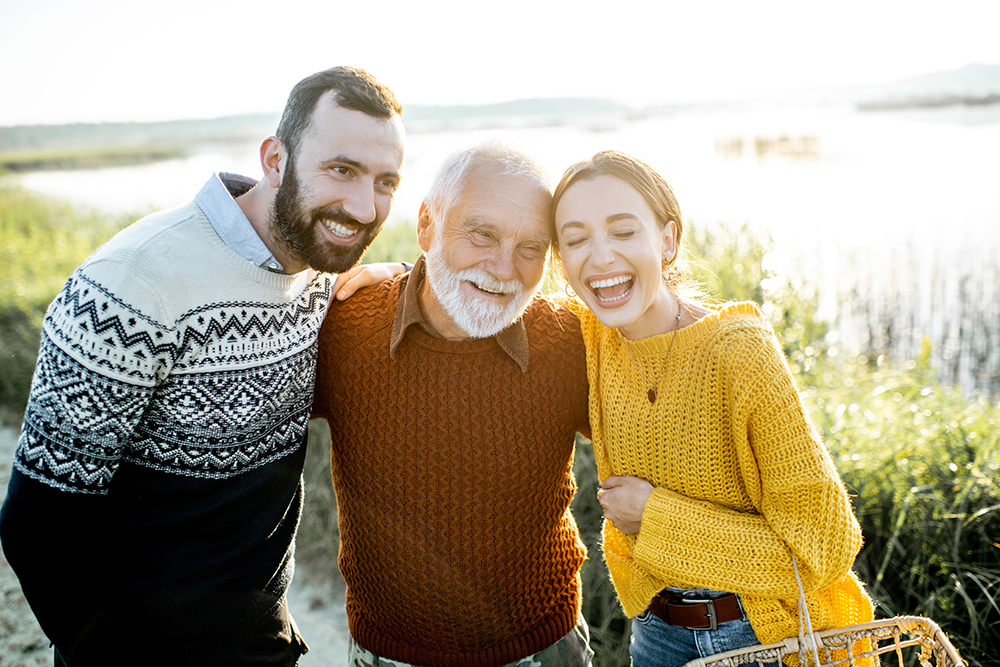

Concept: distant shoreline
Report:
left=1, top=145, right=186, bottom=174
left=858, top=93, right=1000, bottom=112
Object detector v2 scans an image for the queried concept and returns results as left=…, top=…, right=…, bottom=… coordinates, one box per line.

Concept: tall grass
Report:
left=0, top=183, right=132, bottom=419
left=809, top=360, right=1000, bottom=660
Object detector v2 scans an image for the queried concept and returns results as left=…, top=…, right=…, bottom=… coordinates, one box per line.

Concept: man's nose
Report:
left=488, top=246, right=517, bottom=282
left=342, top=181, right=377, bottom=225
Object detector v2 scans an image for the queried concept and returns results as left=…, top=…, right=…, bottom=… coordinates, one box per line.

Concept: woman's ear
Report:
left=662, top=220, right=678, bottom=265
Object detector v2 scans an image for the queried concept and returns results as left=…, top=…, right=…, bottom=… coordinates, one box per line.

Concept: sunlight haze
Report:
left=2, top=0, right=999, bottom=125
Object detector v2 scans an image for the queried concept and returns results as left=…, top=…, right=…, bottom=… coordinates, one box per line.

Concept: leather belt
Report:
left=647, top=592, right=745, bottom=631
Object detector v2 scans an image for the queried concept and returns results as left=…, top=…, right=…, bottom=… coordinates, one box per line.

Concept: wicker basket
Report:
left=682, top=556, right=963, bottom=667
left=681, top=614, right=964, bottom=667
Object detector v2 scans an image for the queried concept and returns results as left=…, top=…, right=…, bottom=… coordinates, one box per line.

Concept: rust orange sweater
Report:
left=313, top=274, right=590, bottom=666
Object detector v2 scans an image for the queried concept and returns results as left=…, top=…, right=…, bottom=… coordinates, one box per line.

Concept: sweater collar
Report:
left=390, top=255, right=530, bottom=372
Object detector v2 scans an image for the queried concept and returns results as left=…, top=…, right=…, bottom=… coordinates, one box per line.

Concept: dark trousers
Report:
left=53, top=597, right=308, bottom=667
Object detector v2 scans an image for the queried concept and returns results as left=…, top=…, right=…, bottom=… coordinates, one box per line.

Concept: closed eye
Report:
left=519, top=244, right=546, bottom=259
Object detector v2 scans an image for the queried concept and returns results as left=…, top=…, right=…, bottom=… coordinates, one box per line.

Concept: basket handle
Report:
left=792, top=554, right=824, bottom=666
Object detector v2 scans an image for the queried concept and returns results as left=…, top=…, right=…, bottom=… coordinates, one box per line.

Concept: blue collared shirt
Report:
left=195, top=172, right=286, bottom=274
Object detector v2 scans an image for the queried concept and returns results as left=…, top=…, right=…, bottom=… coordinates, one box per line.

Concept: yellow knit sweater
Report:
left=574, top=300, right=873, bottom=647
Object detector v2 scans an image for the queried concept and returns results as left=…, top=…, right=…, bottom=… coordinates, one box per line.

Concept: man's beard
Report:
left=424, top=239, right=539, bottom=339
left=270, top=157, right=381, bottom=274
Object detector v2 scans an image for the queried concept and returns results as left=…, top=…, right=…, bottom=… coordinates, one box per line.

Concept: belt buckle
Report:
left=683, top=597, right=718, bottom=631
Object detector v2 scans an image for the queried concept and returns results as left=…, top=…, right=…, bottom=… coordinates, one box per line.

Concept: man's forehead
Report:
left=300, top=97, right=404, bottom=160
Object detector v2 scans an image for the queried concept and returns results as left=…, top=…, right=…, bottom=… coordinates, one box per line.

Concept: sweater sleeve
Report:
left=0, top=265, right=176, bottom=656
left=0, top=468, right=115, bottom=657
left=12, top=266, right=173, bottom=494
left=629, top=326, right=862, bottom=599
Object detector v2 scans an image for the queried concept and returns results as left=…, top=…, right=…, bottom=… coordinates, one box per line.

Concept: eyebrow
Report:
left=317, top=156, right=400, bottom=182
left=606, top=213, right=641, bottom=223
left=559, top=212, right=640, bottom=234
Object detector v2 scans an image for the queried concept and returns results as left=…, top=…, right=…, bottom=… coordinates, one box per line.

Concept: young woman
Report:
left=552, top=151, right=873, bottom=666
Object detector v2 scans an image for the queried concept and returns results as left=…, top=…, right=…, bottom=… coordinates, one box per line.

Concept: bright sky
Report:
left=2, top=0, right=999, bottom=126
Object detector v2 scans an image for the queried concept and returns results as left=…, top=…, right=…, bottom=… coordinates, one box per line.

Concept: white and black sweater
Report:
left=1, top=193, right=334, bottom=664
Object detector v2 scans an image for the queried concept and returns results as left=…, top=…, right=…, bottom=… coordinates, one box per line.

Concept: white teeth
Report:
left=597, top=291, right=629, bottom=303
left=472, top=281, right=508, bottom=296
left=588, top=275, right=631, bottom=289
left=323, top=220, right=356, bottom=238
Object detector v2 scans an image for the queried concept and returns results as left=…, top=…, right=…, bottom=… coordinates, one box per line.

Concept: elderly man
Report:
left=0, top=66, right=405, bottom=666
left=313, top=140, right=593, bottom=666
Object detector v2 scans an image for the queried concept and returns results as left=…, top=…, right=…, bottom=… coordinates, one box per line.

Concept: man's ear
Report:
left=417, top=202, right=434, bottom=252
left=260, top=136, right=286, bottom=189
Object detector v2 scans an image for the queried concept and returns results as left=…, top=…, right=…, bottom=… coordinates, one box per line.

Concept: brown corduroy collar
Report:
left=389, top=255, right=531, bottom=372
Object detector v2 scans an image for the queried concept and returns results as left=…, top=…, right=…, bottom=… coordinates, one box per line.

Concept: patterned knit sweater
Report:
left=574, top=301, right=873, bottom=647
left=313, top=275, right=590, bottom=667
left=0, top=198, right=333, bottom=663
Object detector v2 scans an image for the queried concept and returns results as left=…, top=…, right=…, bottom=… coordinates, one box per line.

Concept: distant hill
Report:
left=2, top=65, right=997, bottom=151
left=401, top=98, right=631, bottom=131
left=0, top=98, right=630, bottom=151
left=854, top=64, right=1000, bottom=110
left=873, top=64, right=1000, bottom=98
left=772, top=64, right=1000, bottom=109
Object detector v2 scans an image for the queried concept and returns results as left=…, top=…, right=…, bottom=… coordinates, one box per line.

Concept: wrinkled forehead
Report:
left=448, top=167, right=552, bottom=240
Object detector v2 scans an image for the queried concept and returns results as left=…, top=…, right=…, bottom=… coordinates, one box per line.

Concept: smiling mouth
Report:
left=322, top=219, right=360, bottom=240
left=589, top=274, right=633, bottom=303
left=469, top=281, right=508, bottom=297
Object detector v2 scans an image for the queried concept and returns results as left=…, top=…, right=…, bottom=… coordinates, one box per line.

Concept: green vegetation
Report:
left=1, top=145, right=185, bottom=173
left=0, top=183, right=133, bottom=420
left=0, top=187, right=996, bottom=665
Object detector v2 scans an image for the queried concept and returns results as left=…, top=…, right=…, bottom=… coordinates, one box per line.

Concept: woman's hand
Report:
left=333, top=262, right=410, bottom=300
left=598, top=475, right=654, bottom=535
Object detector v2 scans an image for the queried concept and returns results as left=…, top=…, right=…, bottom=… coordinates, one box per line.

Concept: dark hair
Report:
left=276, top=66, right=402, bottom=159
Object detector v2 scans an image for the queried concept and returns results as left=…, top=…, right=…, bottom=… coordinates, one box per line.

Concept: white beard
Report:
left=424, top=241, right=539, bottom=339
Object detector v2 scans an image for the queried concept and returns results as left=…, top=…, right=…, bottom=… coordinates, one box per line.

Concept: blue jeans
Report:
left=630, top=589, right=769, bottom=667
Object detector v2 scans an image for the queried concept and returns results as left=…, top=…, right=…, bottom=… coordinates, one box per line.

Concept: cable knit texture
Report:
left=572, top=300, right=873, bottom=652
left=313, top=274, right=590, bottom=667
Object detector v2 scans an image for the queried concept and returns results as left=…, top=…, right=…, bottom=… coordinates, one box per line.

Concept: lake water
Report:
left=8, top=102, right=1000, bottom=394
left=14, top=102, right=1000, bottom=257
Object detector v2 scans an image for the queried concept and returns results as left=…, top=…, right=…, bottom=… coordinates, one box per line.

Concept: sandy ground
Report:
left=0, top=423, right=350, bottom=666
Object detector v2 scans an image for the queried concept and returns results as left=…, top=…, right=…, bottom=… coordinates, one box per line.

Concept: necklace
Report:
left=620, top=300, right=683, bottom=404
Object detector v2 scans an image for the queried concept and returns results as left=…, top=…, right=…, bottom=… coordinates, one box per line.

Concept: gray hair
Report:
left=423, top=136, right=551, bottom=221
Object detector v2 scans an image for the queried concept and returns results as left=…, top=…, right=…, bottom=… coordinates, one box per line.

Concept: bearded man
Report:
left=312, top=139, right=594, bottom=667
left=0, top=66, right=405, bottom=667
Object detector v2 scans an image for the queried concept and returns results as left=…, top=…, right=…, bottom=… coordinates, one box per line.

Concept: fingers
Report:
left=336, top=273, right=367, bottom=300
left=332, top=268, right=361, bottom=300
left=334, top=263, right=407, bottom=300
left=601, top=475, right=624, bottom=489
